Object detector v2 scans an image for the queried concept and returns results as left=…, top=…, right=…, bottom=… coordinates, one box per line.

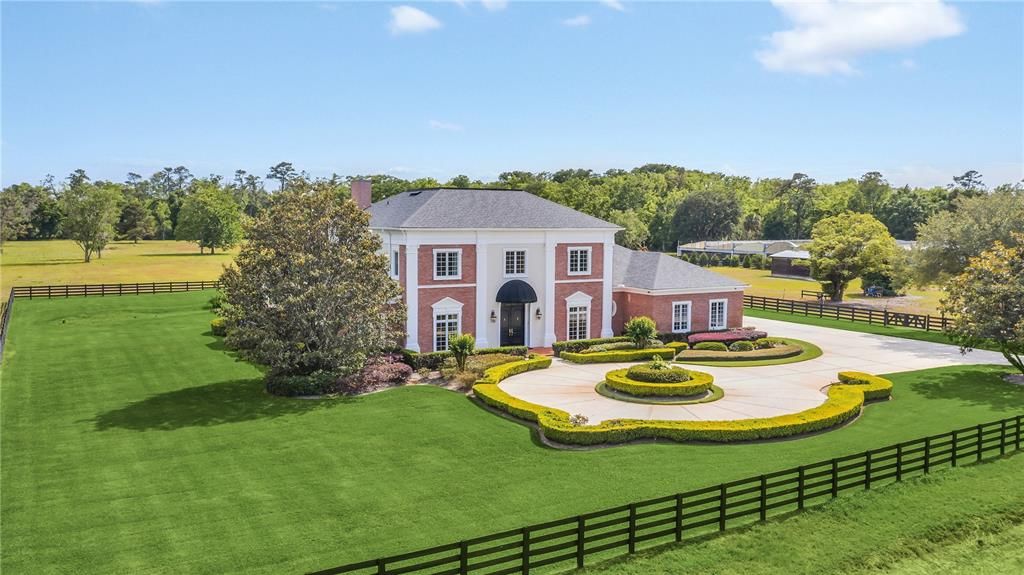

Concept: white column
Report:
left=475, top=241, right=490, bottom=348
left=405, top=243, right=420, bottom=352
left=543, top=235, right=557, bottom=346
left=601, top=239, right=614, bottom=337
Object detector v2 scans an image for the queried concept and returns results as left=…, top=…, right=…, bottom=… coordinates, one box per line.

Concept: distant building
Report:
left=768, top=250, right=812, bottom=279
left=676, top=239, right=810, bottom=257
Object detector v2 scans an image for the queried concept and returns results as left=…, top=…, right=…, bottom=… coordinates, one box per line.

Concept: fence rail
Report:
left=744, top=294, right=951, bottom=332
left=0, top=280, right=221, bottom=359
left=308, top=415, right=1023, bottom=575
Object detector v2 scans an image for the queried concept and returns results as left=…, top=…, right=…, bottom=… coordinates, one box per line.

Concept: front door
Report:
left=500, top=303, right=525, bottom=346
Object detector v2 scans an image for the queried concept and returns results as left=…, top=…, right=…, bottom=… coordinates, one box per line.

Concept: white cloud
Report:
left=600, top=0, right=626, bottom=12
left=901, top=58, right=917, bottom=69
left=429, top=119, right=464, bottom=132
left=563, top=14, right=591, bottom=28
left=480, top=0, right=508, bottom=11
left=389, top=6, right=442, bottom=35
left=756, top=0, right=964, bottom=75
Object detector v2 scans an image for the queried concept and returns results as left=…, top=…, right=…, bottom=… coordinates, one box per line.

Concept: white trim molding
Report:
left=567, top=246, right=592, bottom=276
left=405, top=243, right=420, bottom=351
left=543, top=236, right=557, bottom=346
left=601, top=241, right=613, bottom=337
left=565, top=291, right=593, bottom=341
left=502, top=248, right=527, bottom=278
left=554, top=278, right=603, bottom=284
left=432, top=248, right=463, bottom=280
left=612, top=285, right=747, bottom=297
left=475, top=241, right=490, bottom=348
left=431, top=297, right=464, bottom=352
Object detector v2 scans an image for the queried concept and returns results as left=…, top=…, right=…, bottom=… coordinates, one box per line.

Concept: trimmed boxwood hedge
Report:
left=401, top=346, right=529, bottom=370
left=674, top=344, right=804, bottom=362
left=837, top=371, right=894, bottom=401
left=667, top=341, right=689, bottom=352
left=560, top=347, right=675, bottom=364
left=552, top=337, right=631, bottom=356
left=693, top=342, right=728, bottom=352
left=474, top=355, right=553, bottom=385
left=605, top=368, right=714, bottom=397
left=473, top=371, right=894, bottom=445
left=626, top=365, right=691, bottom=383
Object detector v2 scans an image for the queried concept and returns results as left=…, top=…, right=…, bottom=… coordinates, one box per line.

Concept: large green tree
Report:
left=912, top=191, right=1024, bottom=284
left=117, top=197, right=157, bottom=242
left=60, top=181, right=122, bottom=262
left=941, top=234, right=1024, bottom=375
left=808, top=212, right=899, bottom=301
left=671, top=186, right=741, bottom=243
left=175, top=182, right=243, bottom=253
left=219, top=180, right=406, bottom=390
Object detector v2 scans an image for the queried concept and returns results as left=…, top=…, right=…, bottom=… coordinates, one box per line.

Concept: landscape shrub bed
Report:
left=674, top=344, right=804, bottom=362
left=837, top=371, right=894, bottom=401
left=626, top=364, right=691, bottom=383
left=475, top=355, right=553, bottom=385
left=687, top=329, right=768, bottom=345
left=580, top=341, right=637, bottom=354
left=265, top=371, right=342, bottom=397
left=693, top=342, right=728, bottom=351
left=561, top=348, right=675, bottom=364
left=667, top=341, right=689, bottom=352
left=605, top=368, right=713, bottom=397
left=474, top=372, right=894, bottom=444
left=552, top=337, right=631, bottom=356
left=401, top=346, right=528, bottom=370
left=266, top=354, right=414, bottom=397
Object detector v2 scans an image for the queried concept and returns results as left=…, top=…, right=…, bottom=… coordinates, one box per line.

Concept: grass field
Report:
left=578, top=455, right=1024, bottom=575
left=0, top=240, right=238, bottom=300
left=706, top=266, right=945, bottom=316
left=2, top=292, right=1021, bottom=574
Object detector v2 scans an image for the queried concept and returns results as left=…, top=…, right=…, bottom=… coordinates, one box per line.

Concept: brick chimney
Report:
left=351, top=179, right=372, bottom=209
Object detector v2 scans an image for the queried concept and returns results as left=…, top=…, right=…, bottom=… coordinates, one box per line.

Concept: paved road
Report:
left=499, top=318, right=1008, bottom=423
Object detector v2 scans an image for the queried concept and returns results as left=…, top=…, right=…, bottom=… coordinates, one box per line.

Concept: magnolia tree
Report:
left=940, top=234, right=1024, bottom=375
left=808, top=212, right=898, bottom=302
left=219, top=181, right=406, bottom=393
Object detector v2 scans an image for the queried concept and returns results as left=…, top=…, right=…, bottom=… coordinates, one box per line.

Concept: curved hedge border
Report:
left=561, top=348, right=675, bottom=364
left=475, top=355, right=553, bottom=385
left=605, top=368, right=714, bottom=397
left=474, top=371, right=894, bottom=445
left=595, top=382, right=725, bottom=405
left=837, top=371, right=894, bottom=401
left=672, top=339, right=823, bottom=367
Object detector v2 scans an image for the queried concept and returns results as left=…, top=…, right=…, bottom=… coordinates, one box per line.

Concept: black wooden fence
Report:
left=744, top=294, right=951, bottom=332
left=308, top=414, right=1023, bottom=575
left=0, top=281, right=221, bottom=359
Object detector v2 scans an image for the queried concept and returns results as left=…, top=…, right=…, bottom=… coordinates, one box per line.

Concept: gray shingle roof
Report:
left=613, top=245, right=747, bottom=291
left=368, top=188, right=620, bottom=230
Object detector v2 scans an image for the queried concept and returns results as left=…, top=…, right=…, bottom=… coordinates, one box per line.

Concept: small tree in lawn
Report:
left=117, top=197, right=156, bottom=243
left=624, top=316, right=657, bottom=349
left=219, top=180, right=406, bottom=394
left=61, top=181, right=122, bottom=262
left=940, top=234, right=1024, bottom=375
left=176, top=182, right=243, bottom=253
left=808, top=212, right=898, bottom=302
left=448, top=334, right=476, bottom=372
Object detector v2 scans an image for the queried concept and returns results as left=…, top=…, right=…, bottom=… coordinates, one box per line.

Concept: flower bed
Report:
left=605, top=368, right=714, bottom=397
left=674, top=344, right=804, bottom=362
left=687, top=328, right=767, bottom=345
left=473, top=371, right=894, bottom=445
left=560, top=348, right=675, bottom=364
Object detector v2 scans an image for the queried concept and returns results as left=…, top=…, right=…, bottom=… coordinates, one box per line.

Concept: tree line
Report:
left=2, top=162, right=1020, bottom=267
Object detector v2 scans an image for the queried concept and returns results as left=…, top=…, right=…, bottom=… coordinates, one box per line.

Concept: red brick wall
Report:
left=612, top=291, right=744, bottom=335
left=555, top=243, right=604, bottom=281
left=419, top=244, right=477, bottom=286
left=554, top=282, right=603, bottom=341
left=417, top=287, right=477, bottom=352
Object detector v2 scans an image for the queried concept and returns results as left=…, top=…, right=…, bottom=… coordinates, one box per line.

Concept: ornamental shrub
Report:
left=729, top=341, right=755, bottom=352
left=626, top=364, right=691, bottom=383
left=624, top=316, right=658, bottom=349
left=265, top=371, right=341, bottom=397
left=337, top=353, right=413, bottom=394
left=687, top=329, right=767, bottom=345
left=582, top=341, right=636, bottom=354
left=210, top=317, right=228, bottom=336
left=552, top=336, right=631, bottom=356
left=674, top=344, right=803, bottom=362
left=561, top=348, right=675, bottom=364
left=754, top=337, right=775, bottom=349
left=697, top=253, right=709, bottom=266
left=208, top=292, right=226, bottom=309
left=448, top=333, right=476, bottom=371
left=693, top=342, right=728, bottom=351
left=603, top=368, right=713, bottom=397
left=742, top=255, right=752, bottom=268
left=667, top=341, right=689, bottom=351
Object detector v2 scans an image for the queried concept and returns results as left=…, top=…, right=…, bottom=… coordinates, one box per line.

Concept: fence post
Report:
left=1017, top=416, right=1022, bottom=451
left=896, top=443, right=903, bottom=482
left=883, top=310, right=889, bottom=326
left=977, top=424, right=984, bottom=462
left=759, top=475, right=767, bottom=521
left=675, top=494, right=683, bottom=541
left=628, top=504, right=636, bottom=554
left=1001, top=420, right=1007, bottom=456
left=459, top=541, right=468, bottom=575
left=576, top=516, right=585, bottom=568
left=522, top=527, right=530, bottom=575
left=864, top=451, right=872, bottom=490
left=924, top=436, right=931, bottom=474
left=376, top=558, right=385, bottom=575
left=831, top=459, right=838, bottom=497
left=718, top=484, right=727, bottom=531
left=952, top=430, right=958, bottom=467
left=797, top=466, right=805, bottom=510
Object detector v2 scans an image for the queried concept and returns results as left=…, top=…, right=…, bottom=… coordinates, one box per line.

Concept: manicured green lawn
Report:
left=744, top=307, right=962, bottom=346
left=2, top=292, right=1021, bottom=574
left=578, top=455, right=1024, bottom=575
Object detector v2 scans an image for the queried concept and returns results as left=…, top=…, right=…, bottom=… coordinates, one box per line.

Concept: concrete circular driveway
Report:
left=499, top=318, right=1009, bottom=423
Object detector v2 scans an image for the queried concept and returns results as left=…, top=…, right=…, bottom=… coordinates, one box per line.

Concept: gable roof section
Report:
left=368, top=188, right=620, bottom=230
left=613, top=245, right=747, bottom=292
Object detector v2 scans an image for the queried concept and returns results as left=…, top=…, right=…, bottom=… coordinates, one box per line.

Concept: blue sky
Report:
left=2, top=1, right=1022, bottom=188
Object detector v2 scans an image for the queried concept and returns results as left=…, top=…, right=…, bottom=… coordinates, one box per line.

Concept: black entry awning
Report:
left=496, top=280, right=538, bottom=303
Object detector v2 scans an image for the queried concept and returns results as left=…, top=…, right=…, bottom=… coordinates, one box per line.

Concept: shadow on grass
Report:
left=4, top=259, right=85, bottom=267
left=91, top=378, right=353, bottom=431
left=909, top=367, right=1024, bottom=411
left=139, top=252, right=231, bottom=257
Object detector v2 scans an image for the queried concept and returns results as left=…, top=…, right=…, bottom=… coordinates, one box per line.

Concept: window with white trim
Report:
left=672, top=301, right=691, bottom=333
left=709, top=299, right=728, bottom=330
left=567, top=305, right=589, bottom=341
left=390, top=249, right=400, bottom=278
left=433, top=249, right=461, bottom=280
left=568, top=247, right=591, bottom=275
left=433, top=312, right=460, bottom=352
left=504, top=250, right=526, bottom=277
